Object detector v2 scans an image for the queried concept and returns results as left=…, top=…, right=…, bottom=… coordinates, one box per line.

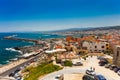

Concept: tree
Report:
left=104, top=49, right=113, bottom=56
left=64, top=60, right=73, bottom=67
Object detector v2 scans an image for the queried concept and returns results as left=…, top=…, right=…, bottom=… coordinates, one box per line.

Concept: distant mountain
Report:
left=8, top=25, right=120, bottom=33
left=85, top=25, right=120, bottom=31
left=51, top=28, right=91, bottom=32
left=51, top=25, right=120, bottom=32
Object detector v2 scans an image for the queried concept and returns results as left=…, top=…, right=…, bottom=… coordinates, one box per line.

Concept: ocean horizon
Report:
left=0, top=32, right=65, bottom=65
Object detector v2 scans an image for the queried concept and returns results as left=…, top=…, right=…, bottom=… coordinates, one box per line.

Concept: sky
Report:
left=0, top=0, right=120, bottom=32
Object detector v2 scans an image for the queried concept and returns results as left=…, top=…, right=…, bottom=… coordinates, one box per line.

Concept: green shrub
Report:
left=22, top=66, right=33, bottom=73
left=64, top=60, right=73, bottom=67
left=24, top=63, right=62, bottom=80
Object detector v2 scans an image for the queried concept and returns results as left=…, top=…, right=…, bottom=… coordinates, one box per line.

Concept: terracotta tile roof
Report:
left=55, top=45, right=62, bottom=49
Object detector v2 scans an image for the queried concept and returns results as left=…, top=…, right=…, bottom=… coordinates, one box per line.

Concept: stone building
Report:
left=113, top=45, right=120, bottom=67
left=82, top=41, right=110, bottom=53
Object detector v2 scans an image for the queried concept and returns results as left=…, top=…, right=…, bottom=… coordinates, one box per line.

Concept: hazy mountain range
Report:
left=51, top=25, right=120, bottom=32
left=8, top=25, right=120, bottom=33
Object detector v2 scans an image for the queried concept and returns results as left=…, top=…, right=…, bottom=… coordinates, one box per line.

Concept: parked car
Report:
left=99, top=58, right=108, bottom=62
left=99, top=59, right=108, bottom=66
left=9, top=72, right=15, bottom=77
left=20, top=66, right=24, bottom=70
left=82, top=75, right=95, bottom=80
left=113, top=67, right=120, bottom=73
left=117, top=70, right=120, bottom=76
left=99, top=62, right=105, bottom=66
left=104, top=64, right=111, bottom=68
left=73, top=61, right=83, bottom=66
left=16, top=77, right=23, bottom=80
left=99, top=62, right=108, bottom=66
left=109, top=65, right=117, bottom=70
left=30, top=60, right=35, bottom=63
left=14, top=68, right=21, bottom=73
left=54, top=74, right=63, bottom=80
left=14, top=73, right=22, bottom=79
left=94, top=75, right=106, bottom=80
left=86, top=69, right=96, bottom=76
left=9, top=69, right=21, bottom=77
left=97, top=56, right=104, bottom=60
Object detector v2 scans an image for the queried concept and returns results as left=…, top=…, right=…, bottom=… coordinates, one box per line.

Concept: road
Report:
left=40, top=56, right=120, bottom=80
left=0, top=52, right=45, bottom=77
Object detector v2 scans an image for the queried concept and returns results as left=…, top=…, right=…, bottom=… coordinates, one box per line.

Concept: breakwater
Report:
left=4, top=36, right=41, bottom=44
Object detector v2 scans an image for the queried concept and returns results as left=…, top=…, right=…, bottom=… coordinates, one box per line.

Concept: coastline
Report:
left=1, top=36, right=40, bottom=65
left=0, top=50, right=45, bottom=77
left=0, top=33, right=63, bottom=76
left=0, top=58, right=27, bottom=74
left=5, top=47, right=22, bottom=54
left=0, top=48, right=23, bottom=66
left=0, top=46, right=46, bottom=76
left=0, top=47, right=23, bottom=66
left=0, top=48, right=43, bottom=74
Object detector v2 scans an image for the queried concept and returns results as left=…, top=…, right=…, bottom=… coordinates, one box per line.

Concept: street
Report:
left=0, top=52, right=44, bottom=77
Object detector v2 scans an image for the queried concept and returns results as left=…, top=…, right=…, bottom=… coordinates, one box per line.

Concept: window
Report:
left=117, top=51, right=119, bottom=56
left=106, top=44, right=109, bottom=46
left=95, top=46, right=97, bottom=48
left=101, top=46, right=104, bottom=48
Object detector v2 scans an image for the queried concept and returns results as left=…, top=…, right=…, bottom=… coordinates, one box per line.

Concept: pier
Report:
left=4, top=36, right=41, bottom=44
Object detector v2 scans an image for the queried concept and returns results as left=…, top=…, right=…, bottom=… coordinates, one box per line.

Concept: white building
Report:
left=82, top=41, right=109, bottom=53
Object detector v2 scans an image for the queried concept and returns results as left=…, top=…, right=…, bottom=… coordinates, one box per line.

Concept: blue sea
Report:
left=0, top=32, right=65, bottom=65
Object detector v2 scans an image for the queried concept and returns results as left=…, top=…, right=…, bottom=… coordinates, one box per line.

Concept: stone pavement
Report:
left=64, top=73, right=84, bottom=80
left=86, top=56, right=120, bottom=80
left=40, top=56, right=120, bottom=80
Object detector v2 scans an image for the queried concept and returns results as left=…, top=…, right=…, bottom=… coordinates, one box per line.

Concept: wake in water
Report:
left=5, top=48, right=22, bottom=54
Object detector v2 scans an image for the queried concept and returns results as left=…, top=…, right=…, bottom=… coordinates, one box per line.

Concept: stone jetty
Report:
left=4, top=36, right=41, bottom=44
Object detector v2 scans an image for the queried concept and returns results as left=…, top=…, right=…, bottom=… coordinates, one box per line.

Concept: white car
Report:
left=117, top=70, right=120, bottom=76
left=54, top=74, right=63, bottom=80
left=85, top=69, right=96, bottom=76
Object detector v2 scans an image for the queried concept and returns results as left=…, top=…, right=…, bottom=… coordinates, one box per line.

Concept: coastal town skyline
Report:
left=0, top=0, right=120, bottom=32
left=1, top=0, right=120, bottom=80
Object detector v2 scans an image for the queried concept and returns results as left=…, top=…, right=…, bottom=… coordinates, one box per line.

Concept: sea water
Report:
left=0, top=32, right=64, bottom=65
